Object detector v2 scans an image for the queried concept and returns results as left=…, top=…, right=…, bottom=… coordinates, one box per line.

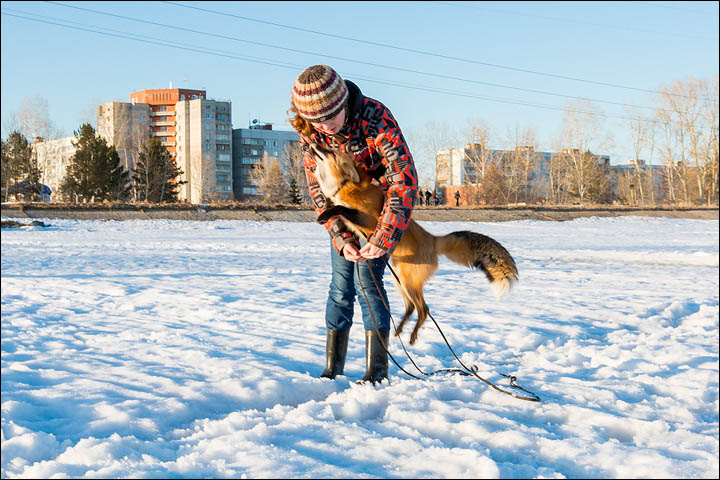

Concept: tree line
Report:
left=2, top=75, right=717, bottom=206
left=404, top=76, right=718, bottom=207
left=1, top=124, right=185, bottom=203
left=248, top=76, right=717, bottom=207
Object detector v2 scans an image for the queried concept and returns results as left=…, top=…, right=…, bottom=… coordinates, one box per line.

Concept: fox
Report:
left=309, top=143, right=519, bottom=345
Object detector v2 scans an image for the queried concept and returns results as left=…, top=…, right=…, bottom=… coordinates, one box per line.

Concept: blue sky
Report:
left=1, top=1, right=718, bottom=174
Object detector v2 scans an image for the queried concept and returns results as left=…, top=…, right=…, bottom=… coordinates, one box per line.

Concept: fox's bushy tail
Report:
left=435, top=231, right=518, bottom=298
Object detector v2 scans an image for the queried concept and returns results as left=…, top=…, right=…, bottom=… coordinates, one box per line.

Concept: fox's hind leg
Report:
left=390, top=262, right=414, bottom=336
left=393, top=283, right=428, bottom=345
left=393, top=291, right=415, bottom=337
left=390, top=261, right=430, bottom=345
left=409, top=300, right=429, bottom=345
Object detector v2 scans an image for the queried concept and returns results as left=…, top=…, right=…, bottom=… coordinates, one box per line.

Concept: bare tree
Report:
left=281, top=142, right=309, bottom=204
left=455, top=118, right=495, bottom=204
left=480, top=160, right=508, bottom=205
left=554, top=99, right=612, bottom=205
left=4, top=96, right=63, bottom=142
left=500, top=125, right=540, bottom=204
left=76, top=98, right=103, bottom=130
left=702, top=76, right=719, bottom=205
left=97, top=103, right=150, bottom=201
left=694, top=76, right=719, bottom=205
left=459, top=118, right=493, bottom=180
left=626, top=108, right=658, bottom=205
left=655, top=77, right=719, bottom=205
left=249, top=153, right=287, bottom=204
left=408, top=120, right=458, bottom=191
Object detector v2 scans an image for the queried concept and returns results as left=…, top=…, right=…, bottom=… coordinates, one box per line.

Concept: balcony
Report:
left=150, top=110, right=175, bottom=116
left=151, top=121, right=176, bottom=127
left=151, top=131, right=174, bottom=137
left=160, top=141, right=176, bottom=147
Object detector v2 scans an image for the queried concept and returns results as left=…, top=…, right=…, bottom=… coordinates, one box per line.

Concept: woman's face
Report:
left=310, top=107, right=346, bottom=134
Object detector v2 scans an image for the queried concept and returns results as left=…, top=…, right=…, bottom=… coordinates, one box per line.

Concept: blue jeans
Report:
left=326, top=241, right=390, bottom=331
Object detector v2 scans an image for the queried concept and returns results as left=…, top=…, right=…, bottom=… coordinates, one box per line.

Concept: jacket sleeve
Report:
left=301, top=138, right=357, bottom=255
left=367, top=107, right=418, bottom=255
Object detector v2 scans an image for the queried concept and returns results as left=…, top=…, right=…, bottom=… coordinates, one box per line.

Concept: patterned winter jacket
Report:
left=300, top=80, right=418, bottom=256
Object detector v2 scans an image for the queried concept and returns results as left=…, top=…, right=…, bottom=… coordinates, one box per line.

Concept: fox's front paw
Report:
left=316, top=211, right=332, bottom=224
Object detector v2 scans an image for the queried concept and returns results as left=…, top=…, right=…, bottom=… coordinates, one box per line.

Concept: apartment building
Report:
left=128, top=88, right=206, bottom=160
left=436, top=144, right=552, bottom=190
left=32, top=136, right=77, bottom=198
left=97, top=88, right=231, bottom=203
left=175, top=98, right=233, bottom=203
left=231, top=123, right=299, bottom=200
left=436, top=144, right=618, bottom=204
left=97, top=101, right=151, bottom=173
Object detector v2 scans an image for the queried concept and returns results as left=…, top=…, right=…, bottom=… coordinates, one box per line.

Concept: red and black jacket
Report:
left=300, top=80, right=418, bottom=255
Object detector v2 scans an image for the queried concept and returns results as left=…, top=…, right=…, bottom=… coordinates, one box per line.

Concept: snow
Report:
left=1, top=215, right=718, bottom=479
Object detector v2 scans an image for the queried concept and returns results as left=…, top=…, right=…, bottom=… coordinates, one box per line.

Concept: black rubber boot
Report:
left=320, top=329, right=350, bottom=379
left=359, top=329, right=389, bottom=384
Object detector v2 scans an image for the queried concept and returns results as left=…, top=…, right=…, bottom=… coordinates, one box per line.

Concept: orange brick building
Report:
left=129, top=89, right=206, bottom=159
left=98, top=88, right=233, bottom=203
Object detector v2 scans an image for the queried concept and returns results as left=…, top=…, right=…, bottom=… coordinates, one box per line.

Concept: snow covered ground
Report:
left=1, top=216, right=718, bottom=479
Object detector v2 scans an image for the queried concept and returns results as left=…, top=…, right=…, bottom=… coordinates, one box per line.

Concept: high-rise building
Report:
left=232, top=123, right=299, bottom=200
left=176, top=98, right=233, bottom=203
left=97, top=88, right=232, bottom=203
left=128, top=88, right=206, bottom=161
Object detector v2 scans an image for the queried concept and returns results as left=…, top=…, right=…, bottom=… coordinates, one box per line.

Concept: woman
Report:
left=289, top=64, right=418, bottom=384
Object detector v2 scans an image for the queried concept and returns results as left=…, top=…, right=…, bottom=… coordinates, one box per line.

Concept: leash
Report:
left=355, top=255, right=541, bottom=403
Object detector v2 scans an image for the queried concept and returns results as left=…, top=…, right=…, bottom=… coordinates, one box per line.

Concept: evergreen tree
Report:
left=132, top=136, right=186, bottom=203
left=61, top=123, right=130, bottom=202
left=287, top=176, right=302, bottom=205
left=1, top=131, right=40, bottom=201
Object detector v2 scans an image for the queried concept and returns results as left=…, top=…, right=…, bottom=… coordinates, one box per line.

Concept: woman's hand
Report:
left=359, top=242, right=387, bottom=260
left=342, top=242, right=364, bottom=262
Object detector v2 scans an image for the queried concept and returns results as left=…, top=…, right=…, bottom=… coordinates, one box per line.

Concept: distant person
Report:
left=424, top=189, right=431, bottom=206
left=432, top=191, right=438, bottom=205
left=455, top=190, right=461, bottom=206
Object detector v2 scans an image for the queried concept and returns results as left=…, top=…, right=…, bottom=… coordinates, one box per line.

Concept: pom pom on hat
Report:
left=292, top=65, right=349, bottom=122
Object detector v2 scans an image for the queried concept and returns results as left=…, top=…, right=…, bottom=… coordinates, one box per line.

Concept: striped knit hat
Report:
left=292, top=65, right=349, bottom=122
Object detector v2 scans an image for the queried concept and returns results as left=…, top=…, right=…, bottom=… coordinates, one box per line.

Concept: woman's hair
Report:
left=287, top=103, right=314, bottom=138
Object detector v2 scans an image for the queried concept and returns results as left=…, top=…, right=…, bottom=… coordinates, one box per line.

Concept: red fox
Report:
left=310, top=143, right=519, bottom=345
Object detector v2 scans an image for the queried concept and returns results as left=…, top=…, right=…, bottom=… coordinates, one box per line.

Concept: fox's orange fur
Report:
left=311, top=144, right=518, bottom=345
